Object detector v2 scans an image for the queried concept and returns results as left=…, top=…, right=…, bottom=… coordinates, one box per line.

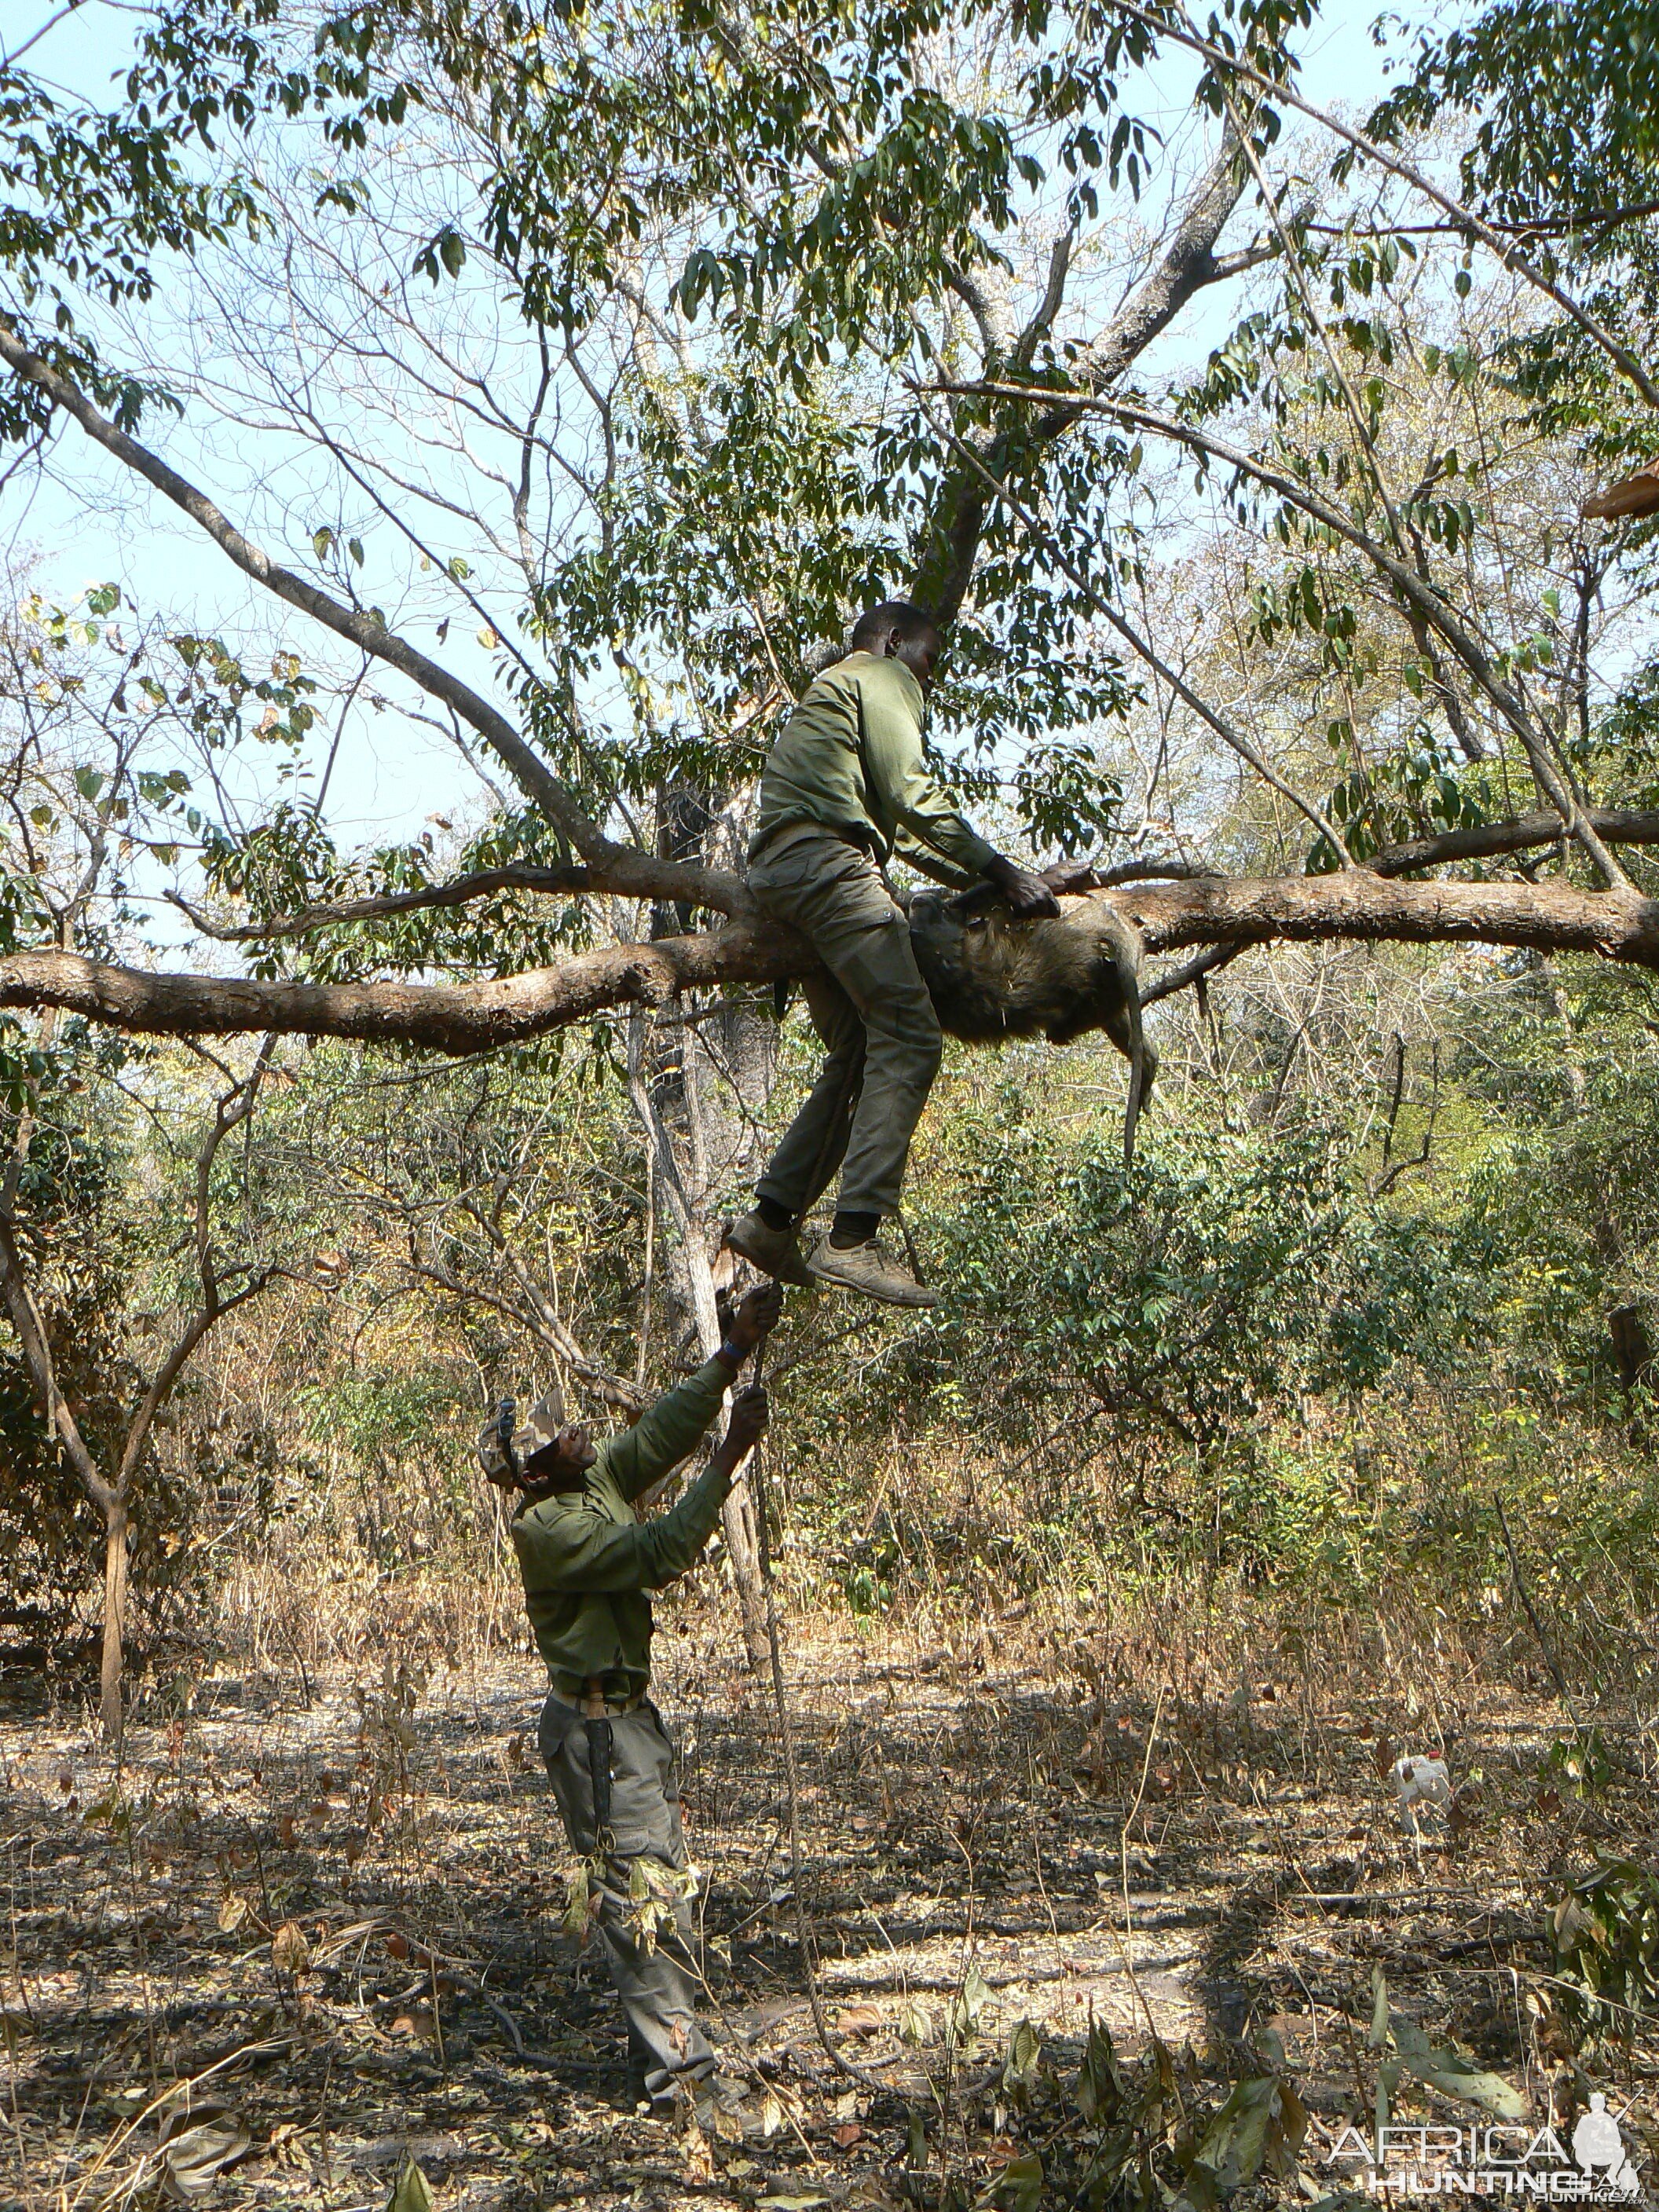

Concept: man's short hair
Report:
left=849, top=599, right=940, bottom=654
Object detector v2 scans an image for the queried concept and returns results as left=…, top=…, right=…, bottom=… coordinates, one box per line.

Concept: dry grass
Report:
left=5, top=1562, right=1658, bottom=2210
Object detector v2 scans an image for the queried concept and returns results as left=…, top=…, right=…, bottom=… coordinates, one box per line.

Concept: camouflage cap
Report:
left=475, top=1382, right=567, bottom=1487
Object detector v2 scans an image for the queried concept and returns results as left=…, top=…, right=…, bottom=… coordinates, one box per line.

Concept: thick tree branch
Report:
left=0, top=320, right=749, bottom=919
left=1048, top=126, right=1250, bottom=411
left=1366, top=809, right=1659, bottom=878
left=0, top=920, right=798, bottom=1048
left=910, top=128, right=1249, bottom=624
left=5, top=875, right=1658, bottom=1053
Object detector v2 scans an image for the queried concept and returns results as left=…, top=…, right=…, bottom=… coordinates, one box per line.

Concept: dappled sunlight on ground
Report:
left=2, top=1601, right=1651, bottom=2207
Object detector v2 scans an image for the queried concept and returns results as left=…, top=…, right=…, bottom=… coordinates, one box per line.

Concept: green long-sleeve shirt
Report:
left=510, top=1357, right=732, bottom=1700
left=749, top=651, right=998, bottom=890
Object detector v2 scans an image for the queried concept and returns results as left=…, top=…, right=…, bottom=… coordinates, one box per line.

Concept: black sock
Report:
left=754, top=1196, right=793, bottom=1233
left=830, top=1210, right=881, bottom=1248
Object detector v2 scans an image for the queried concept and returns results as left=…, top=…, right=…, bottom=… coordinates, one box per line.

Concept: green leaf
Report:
left=948, top=1961, right=991, bottom=2047
left=562, top=1862, right=590, bottom=1939
left=1003, top=2016, right=1042, bottom=2093
left=1075, top=2016, right=1129, bottom=2121
left=1185, top=2076, right=1308, bottom=2198
left=975, top=2151, right=1043, bottom=2212
left=73, top=767, right=104, bottom=802
left=1368, top=1966, right=1390, bottom=2049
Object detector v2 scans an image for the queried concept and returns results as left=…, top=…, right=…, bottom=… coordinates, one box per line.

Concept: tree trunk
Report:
left=1536, top=956, right=1643, bottom=1412
left=100, top=1498, right=128, bottom=1743
left=678, top=1228, right=768, bottom=1666
left=628, top=1002, right=770, bottom=1665
left=1609, top=1306, right=1654, bottom=1393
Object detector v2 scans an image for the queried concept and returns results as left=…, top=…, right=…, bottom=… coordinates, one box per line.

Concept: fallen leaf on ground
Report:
left=680, top=2121, right=715, bottom=2184
left=158, top=2103, right=251, bottom=2203
left=271, top=1920, right=309, bottom=1973
left=387, top=2157, right=435, bottom=2212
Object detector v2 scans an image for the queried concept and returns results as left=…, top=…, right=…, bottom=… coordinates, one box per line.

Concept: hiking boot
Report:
left=723, top=1208, right=814, bottom=1287
left=807, top=1232, right=939, bottom=1307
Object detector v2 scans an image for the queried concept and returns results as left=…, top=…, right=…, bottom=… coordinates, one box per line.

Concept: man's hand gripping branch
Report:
left=710, top=1280, right=781, bottom=1484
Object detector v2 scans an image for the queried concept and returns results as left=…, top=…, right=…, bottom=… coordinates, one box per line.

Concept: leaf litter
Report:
left=2, top=1606, right=1655, bottom=2207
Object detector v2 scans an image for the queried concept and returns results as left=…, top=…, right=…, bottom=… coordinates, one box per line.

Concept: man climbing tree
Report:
left=727, top=601, right=1060, bottom=1307
left=478, top=1280, right=782, bottom=2111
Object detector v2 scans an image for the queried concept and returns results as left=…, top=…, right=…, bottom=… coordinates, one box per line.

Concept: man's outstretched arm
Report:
left=513, top=1387, right=770, bottom=1593
left=860, top=663, right=1059, bottom=916
left=606, top=1282, right=783, bottom=1502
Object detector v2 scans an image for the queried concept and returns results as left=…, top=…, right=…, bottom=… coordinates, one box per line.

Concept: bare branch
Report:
left=950, top=377, right=1635, bottom=890
left=910, top=386, right=1356, bottom=860
left=1141, top=941, right=1246, bottom=1007
left=408, top=1244, right=647, bottom=1414
left=0, top=319, right=749, bottom=918
left=1108, top=0, right=1659, bottom=411
left=0, top=1209, right=115, bottom=1511
left=167, top=861, right=594, bottom=942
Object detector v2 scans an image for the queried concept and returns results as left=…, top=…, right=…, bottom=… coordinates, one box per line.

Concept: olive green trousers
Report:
left=749, top=826, right=943, bottom=1220
left=539, top=1694, right=715, bottom=2095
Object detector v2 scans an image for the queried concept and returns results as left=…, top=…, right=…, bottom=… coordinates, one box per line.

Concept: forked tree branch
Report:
left=911, top=125, right=1251, bottom=623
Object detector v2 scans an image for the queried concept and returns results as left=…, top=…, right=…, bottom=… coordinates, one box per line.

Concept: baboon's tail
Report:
left=1115, top=922, right=1149, bottom=1172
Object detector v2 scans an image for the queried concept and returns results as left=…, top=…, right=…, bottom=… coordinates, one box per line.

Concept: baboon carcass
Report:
left=906, top=891, right=1157, bottom=1164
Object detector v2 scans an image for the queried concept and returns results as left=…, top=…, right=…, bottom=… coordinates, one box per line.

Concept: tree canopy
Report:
left=0, top=0, right=1656, bottom=1058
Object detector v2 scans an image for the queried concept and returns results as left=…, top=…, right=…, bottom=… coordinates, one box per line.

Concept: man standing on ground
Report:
left=478, top=1281, right=782, bottom=2110
left=728, top=599, right=1059, bottom=1306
